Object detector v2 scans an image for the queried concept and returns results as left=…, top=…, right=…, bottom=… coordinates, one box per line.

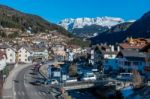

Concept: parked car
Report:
left=45, top=79, right=58, bottom=85
left=65, top=78, right=77, bottom=83
left=31, top=78, right=46, bottom=85
left=81, top=72, right=97, bottom=81
left=51, top=79, right=59, bottom=84
left=117, top=73, right=133, bottom=81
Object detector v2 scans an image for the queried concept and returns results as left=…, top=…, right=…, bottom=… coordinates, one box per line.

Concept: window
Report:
left=10, top=54, right=12, bottom=56
left=133, top=62, right=139, bottom=66
left=25, top=59, right=27, bottom=61
left=125, top=61, right=131, bottom=66
left=139, top=62, right=142, bottom=66
left=25, top=55, right=27, bottom=57
left=10, top=59, right=12, bottom=62
left=148, top=54, right=150, bottom=58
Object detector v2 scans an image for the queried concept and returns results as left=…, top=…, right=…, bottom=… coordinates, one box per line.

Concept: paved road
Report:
left=13, top=66, right=55, bottom=99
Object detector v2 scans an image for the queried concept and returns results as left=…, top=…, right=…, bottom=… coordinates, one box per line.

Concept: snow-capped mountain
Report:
left=58, top=16, right=124, bottom=30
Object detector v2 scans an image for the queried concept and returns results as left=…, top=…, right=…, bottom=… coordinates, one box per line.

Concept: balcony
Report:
left=144, top=66, right=150, bottom=71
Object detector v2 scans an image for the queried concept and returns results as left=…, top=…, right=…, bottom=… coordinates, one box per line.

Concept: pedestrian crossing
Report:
left=14, top=91, right=47, bottom=96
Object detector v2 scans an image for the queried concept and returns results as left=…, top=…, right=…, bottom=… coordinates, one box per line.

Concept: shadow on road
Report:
left=29, top=81, right=41, bottom=86
left=13, top=80, right=19, bottom=83
left=29, top=72, right=37, bottom=75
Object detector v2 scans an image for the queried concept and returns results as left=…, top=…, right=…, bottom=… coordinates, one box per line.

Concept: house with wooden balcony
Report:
left=140, top=43, right=150, bottom=79
left=119, top=37, right=150, bottom=51
left=117, top=50, right=146, bottom=74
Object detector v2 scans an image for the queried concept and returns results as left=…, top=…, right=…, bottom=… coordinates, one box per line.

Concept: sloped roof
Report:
left=119, top=43, right=147, bottom=50
left=120, top=50, right=146, bottom=58
left=101, top=50, right=119, bottom=55
left=0, top=43, right=10, bottom=49
left=18, top=44, right=33, bottom=53
left=0, top=43, right=17, bottom=52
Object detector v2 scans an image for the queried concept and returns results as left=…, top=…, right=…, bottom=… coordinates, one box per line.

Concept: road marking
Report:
left=41, top=92, right=46, bottom=96
left=17, top=92, right=21, bottom=95
left=24, top=71, right=31, bottom=88
left=34, top=92, right=38, bottom=95
left=16, top=91, right=25, bottom=96
left=14, top=91, right=16, bottom=96
left=21, top=91, right=25, bottom=96
left=38, top=92, right=42, bottom=95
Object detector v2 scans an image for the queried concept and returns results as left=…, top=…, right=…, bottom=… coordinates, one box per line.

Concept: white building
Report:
left=6, top=47, right=16, bottom=64
left=89, top=49, right=94, bottom=65
left=18, top=47, right=33, bottom=63
left=0, top=51, right=7, bottom=71
left=32, top=48, right=49, bottom=61
left=117, top=50, right=146, bottom=73
left=96, top=45, right=120, bottom=72
left=0, top=44, right=16, bottom=64
left=68, top=51, right=74, bottom=62
left=52, top=44, right=66, bottom=61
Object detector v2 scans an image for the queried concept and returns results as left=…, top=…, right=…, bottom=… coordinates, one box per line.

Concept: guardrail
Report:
left=61, top=80, right=109, bottom=90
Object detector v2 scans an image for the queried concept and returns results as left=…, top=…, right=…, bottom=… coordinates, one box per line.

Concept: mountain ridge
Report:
left=59, top=16, right=124, bottom=30
left=58, top=17, right=135, bottom=38
left=91, top=10, right=150, bottom=44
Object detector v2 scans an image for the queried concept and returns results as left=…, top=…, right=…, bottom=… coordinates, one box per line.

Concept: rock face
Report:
left=59, top=17, right=124, bottom=30
left=58, top=17, right=124, bottom=37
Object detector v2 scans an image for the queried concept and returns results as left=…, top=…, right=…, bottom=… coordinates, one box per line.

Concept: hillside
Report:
left=126, top=11, right=150, bottom=37
left=0, top=5, right=90, bottom=47
left=91, top=10, right=150, bottom=44
left=106, top=22, right=133, bottom=33
left=0, top=5, right=69, bottom=35
left=72, top=25, right=109, bottom=38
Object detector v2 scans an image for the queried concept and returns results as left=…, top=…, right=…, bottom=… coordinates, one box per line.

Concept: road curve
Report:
left=14, top=66, right=55, bottom=99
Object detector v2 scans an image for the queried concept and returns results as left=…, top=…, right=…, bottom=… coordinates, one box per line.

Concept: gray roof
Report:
left=0, top=43, right=10, bottom=49
left=18, top=44, right=33, bottom=53
left=101, top=50, right=118, bottom=55
left=0, top=43, right=16, bottom=52
left=120, top=50, right=146, bottom=58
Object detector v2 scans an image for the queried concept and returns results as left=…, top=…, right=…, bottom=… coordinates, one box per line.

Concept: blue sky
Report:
left=0, top=0, right=150, bottom=23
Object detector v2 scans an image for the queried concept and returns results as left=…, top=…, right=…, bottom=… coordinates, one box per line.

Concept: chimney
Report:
left=117, top=46, right=120, bottom=52
left=111, top=45, right=114, bottom=52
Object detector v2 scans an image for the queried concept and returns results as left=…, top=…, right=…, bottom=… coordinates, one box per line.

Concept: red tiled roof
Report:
left=119, top=43, right=147, bottom=49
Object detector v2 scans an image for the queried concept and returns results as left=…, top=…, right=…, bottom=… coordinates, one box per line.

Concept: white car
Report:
left=51, top=79, right=59, bottom=85
left=117, top=73, right=133, bottom=81
left=65, top=78, right=77, bottom=83
left=81, top=72, right=96, bottom=81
